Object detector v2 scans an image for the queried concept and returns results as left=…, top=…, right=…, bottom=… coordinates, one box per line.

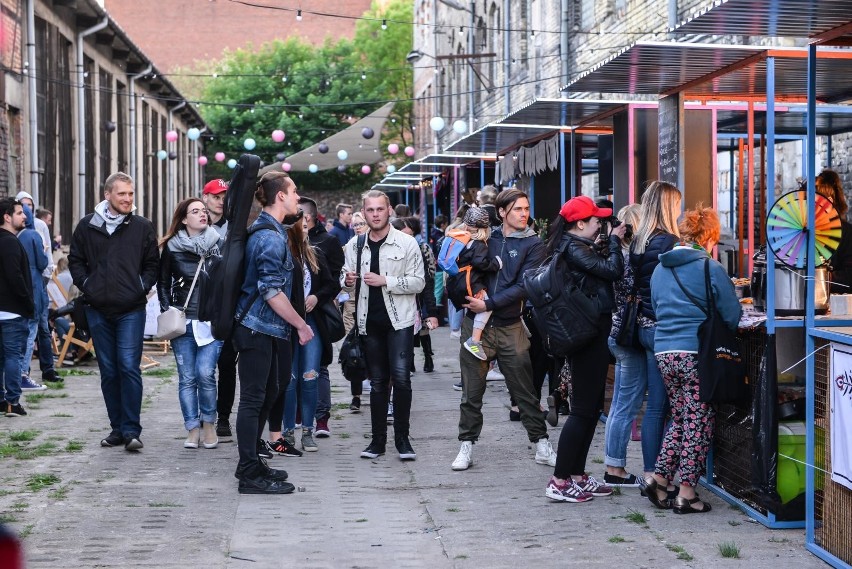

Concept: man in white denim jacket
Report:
left=343, top=190, right=424, bottom=461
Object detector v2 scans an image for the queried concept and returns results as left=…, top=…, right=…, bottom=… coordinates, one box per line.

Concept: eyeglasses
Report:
left=352, top=222, right=367, bottom=228
left=187, top=208, right=208, bottom=216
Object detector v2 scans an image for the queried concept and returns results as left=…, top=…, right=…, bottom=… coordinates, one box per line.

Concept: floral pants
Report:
left=653, top=352, right=715, bottom=487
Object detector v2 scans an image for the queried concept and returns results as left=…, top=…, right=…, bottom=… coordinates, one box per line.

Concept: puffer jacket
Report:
left=629, top=231, right=678, bottom=321
left=560, top=233, right=623, bottom=314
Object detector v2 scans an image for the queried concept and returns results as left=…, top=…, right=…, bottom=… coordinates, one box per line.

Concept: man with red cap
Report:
left=202, top=179, right=229, bottom=238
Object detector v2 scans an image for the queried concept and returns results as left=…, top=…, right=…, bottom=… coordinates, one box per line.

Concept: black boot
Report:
left=422, top=335, right=434, bottom=373
left=362, top=389, right=389, bottom=458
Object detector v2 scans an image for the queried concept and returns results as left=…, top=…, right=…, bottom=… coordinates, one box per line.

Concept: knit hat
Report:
left=463, top=206, right=491, bottom=229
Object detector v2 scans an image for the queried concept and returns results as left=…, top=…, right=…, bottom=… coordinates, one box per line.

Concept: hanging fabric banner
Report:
left=830, top=342, right=852, bottom=491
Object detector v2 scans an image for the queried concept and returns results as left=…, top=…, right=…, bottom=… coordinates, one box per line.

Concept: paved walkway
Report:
left=0, top=330, right=826, bottom=568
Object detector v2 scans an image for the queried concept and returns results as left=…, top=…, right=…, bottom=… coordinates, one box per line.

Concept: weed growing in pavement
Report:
left=15, top=443, right=58, bottom=460
left=591, top=457, right=604, bottom=464
left=64, top=440, right=84, bottom=452
left=143, top=368, right=175, bottom=377
left=43, top=381, right=64, bottom=389
left=8, top=430, right=40, bottom=442
left=51, top=413, right=73, bottom=418
left=0, top=489, right=15, bottom=497
left=56, top=369, right=89, bottom=377
left=148, top=502, right=183, bottom=508
left=608, top=536, right=626, bottom=543
left=125, top=504, right=140, bottom=507
left=11, top=501, right=28, bottom=512
left=666, top=543, right=693, bottom=561
left=454, top=555, right=468, bottom=560
left=355, top=518, right=368, bottom=522
left=768, top=537, right=790, bottom=543
left=0, top=514, right=17, bottom=523
left=718, top=541, right=740, bottom=558
left=49, top=486, right=70, bottom=500
left=446, top=508, right=460, bottom=512
left=625, top=509, right=647, bottom=524
left=334, top=402, right=350, bottom=410
left=611, top=487, right=622, bottom=496
left=25, top=392, right=68, bottom=403
left=728, top=520, right=742, bottom=527
left=338, top=433, right=351, bottom=439
left=25, top=473, right=60, bottom=492
left=19, top=524, right=34, bottom=539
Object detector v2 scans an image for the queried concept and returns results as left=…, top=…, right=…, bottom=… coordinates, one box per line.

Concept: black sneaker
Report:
left=269, top=437, right=303, bottom=457
left=257, top=439, right=273, bottom=459
left=395, top=436, right=416, bottom=461
left=42, top=369, right=62, bottom=383
left=360, top=440, right=386, bottom=459
left=100, top=431, right=123, bottom=447
left=238, top=474, right=295, bottom=495
left=350, top=397, right=361, bottom=412
left=216, top=418, right=233, bottom=439
left=603, top=472, right=641, bottom=488
left=257, top=458, right=289, bottom=481
left=5, top=403, right=27, bottom=417
left=124, top=436, right=143, bottom=451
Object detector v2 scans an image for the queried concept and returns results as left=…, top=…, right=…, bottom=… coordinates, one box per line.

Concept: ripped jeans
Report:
left=170, top=322, right=223, bottom=431
left=283, top=314, right=322, bottom=432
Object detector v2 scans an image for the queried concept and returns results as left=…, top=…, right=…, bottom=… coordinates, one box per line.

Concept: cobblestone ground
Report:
left=0, top=331, right=826, bottom=568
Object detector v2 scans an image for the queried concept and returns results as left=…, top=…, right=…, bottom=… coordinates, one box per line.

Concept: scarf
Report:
left=167, top=226, right=222, bottom=257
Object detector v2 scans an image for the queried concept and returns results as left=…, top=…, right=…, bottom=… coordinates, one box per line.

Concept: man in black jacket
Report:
left=451, top=189, right=556, bottom=471
left=69, top=172, right=159, bottom=452
left=298, top=197, right=343, bottom=436
left=0, top=198, right=33, bottom=417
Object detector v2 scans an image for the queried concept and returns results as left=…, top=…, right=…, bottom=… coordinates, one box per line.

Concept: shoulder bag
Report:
left=157, top=257, right=204, bottom=341
left=614, top=268, right=641, bottom=348
left=339, top=235, right=368, bottom=382
left=670, top=259, right=749, bottom=405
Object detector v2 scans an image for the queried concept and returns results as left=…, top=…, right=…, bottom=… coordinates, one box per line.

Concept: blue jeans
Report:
left=640, top=325, right=670, bottom=473
left=1, top=317, right=29, bottom=404
left=604, top=336, right=647, bottom=468
left=85, top=307, right=146, bottom=438
left=283, top=315, right=322, bottom=431
left=21, top=305, right=54, bottom=378
left=171, top=323, right=223, bottom=430
left=448, top=298, right=464, bottom=332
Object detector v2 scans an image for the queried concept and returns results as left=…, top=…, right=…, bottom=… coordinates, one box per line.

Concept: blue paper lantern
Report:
left=243, top=138, right=256, bottom=151
left=337, top=149, right=348, bottom=161
left=156, top=150, right=167, bottom=160
left=227, top=158, right=237, bottom=169
left=187, top=127, right=201, bottom=141
left=387, top=165, right=397, bottom=173
left=308, top=164, right=319, bottom=173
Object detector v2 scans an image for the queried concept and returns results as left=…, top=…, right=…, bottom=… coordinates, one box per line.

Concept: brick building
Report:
left=102, top=0, right=376, bottom=72
left=0, top=0, right=206, bottom=240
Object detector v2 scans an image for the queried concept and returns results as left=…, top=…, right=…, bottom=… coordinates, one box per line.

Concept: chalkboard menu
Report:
left=658, top=94, right=681, bottom=184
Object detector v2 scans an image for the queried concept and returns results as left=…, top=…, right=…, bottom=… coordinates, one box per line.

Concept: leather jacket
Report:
left=157, top=248, right=208, bottom=320
left=560, top=233, right=623, bottom=314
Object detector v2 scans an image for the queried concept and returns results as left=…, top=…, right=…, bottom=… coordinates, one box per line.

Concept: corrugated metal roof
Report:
left=563, top=42, right=852, bottom=102
left=672, top=0, right=852, bottom=42
left=444, top=124, right=559, bottom=154
left=717, top=105, right=852, bottom=135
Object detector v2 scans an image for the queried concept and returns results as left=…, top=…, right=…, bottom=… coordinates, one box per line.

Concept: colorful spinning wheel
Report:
left=765, top=190, right=842, bottom=269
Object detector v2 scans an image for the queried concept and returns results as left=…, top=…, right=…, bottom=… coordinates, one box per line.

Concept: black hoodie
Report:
left=0, top=228, right=33, bottom=318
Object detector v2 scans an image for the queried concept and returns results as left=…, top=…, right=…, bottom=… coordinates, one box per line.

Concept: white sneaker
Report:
left=486, top=363, right=505, bottom=381
left=451, top=441, right=473, bottom=470
left=362, top=380, right=372, bottom=394
left=535, top=438, right=557, bottom=466
left=449, top=330, right=461, bottom=339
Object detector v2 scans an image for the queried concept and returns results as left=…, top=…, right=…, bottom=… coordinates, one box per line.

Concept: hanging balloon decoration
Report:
left=166, top=130, right=178, bottom=142
left=276, top=152, right=287, bottom=162
left=103, top=121, right=116, bottom=133
left=361, top=165, right=371, bottom=175
left=387, top=143, right=399, bottom=155
left=361, top=127, right=374, bottom=139
left=244, top=138, right=257, bottom=151
left=156, top=150, right=167, bottom=160
left=318, top=143, right=329, bottom=154
left=168, top=151, right=178, bottom=160
left=282, top=162, right=292, bottom=172
left=404, top=146, right=415, bottom=157
left=337, top=165, right=347, bottom=173
left=337, top=149, right=349, bottom=161
left=198, top=156, right=208, bottom=166
left=429, top=117, right=445, bottom=131
left=215, top=152, right=226, bottom=162
left=187, top=127, right=201, bottom=141
left=227, top=159, right=237, bottom=169
left=387, top=165, right=397, bottom=174
left=308, top=164, right=319, bottom=173
left=272, top=129, right=286, bottom=143
left=453, top=120, right=468, bottom=134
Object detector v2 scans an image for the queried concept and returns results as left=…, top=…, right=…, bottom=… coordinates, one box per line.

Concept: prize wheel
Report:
left=765, top=190, right=841, bottom=269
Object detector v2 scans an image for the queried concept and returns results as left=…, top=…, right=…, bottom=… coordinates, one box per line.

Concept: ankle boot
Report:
left=422, top=335, right=434, bottom=373
left=201, top=422, right=218, bottom=449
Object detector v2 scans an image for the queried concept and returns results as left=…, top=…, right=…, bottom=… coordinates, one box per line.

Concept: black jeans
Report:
left=232, top=324, right=291, bottom=477
left=361, top=325, right=414, bottom=443
left=216, top=338, right=238, bottom=419
left=554, top=314, right=612, bottom=479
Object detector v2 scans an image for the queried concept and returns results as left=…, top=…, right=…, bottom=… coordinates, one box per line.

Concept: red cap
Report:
left=559, top=195, right=612, bottom=223
left=203, top=179, right=228, bottom=195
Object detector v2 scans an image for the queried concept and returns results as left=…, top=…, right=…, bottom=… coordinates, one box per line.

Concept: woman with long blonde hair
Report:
left=629, top=181, right=682, bottom=489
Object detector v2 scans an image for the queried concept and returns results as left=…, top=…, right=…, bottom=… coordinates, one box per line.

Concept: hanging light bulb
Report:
left=381, top=19, right=387, bottom=30
left=361, top=71, right=367, bottom=80
left=296, top=9, right=302, bottom=21
left=282, top=75, right=288, bottom=83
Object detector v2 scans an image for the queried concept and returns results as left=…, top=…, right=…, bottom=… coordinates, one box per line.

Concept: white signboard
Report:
left=144, top=290, right=160, bottom=338
left=830, top=343, right=852, bottom=490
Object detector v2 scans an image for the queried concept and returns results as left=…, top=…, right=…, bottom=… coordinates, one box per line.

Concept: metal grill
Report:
left=711, top=327, right=767, bottom=514
left=814, top=339, right=852, bottom=563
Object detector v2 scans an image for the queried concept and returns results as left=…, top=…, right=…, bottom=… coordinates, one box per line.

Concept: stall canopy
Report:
left=373, top=153, right=490, bottom=189
left=259, top=102, right=395, bottom=174
left=673, top=0, right=852, bottom=44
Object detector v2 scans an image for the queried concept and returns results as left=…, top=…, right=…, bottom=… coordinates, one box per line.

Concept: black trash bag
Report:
left=751, top=333, right=782, bottom=510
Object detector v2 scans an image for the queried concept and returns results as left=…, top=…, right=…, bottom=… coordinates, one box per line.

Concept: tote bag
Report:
left=670, top=259, right=749, bottom=405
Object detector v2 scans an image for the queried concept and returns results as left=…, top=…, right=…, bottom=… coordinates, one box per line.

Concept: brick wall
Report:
left=102, top=0, right=374, bottom=72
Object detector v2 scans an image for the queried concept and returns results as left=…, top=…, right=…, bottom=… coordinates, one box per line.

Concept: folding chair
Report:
left=56, top=323, right=94, bottom=368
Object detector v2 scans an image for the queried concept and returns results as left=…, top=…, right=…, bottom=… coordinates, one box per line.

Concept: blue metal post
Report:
left=480, top=160, right=485, bottom=188
left=805, top=42, right=817, bottom=550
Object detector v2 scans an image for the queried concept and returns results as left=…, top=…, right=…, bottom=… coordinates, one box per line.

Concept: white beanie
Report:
left=15, top=191, right=35, bottom=206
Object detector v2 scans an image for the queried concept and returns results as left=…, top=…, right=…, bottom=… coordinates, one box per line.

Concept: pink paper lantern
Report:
left=387, top=143, right=399, bottom=155
left=361, top=165, right=371, bottom=175
left=198, top=156, right=208, bottom=166
left=166, top=130, right=178, bottom=142
left=214, top=152, right=226, bottom=162
left=404, top=146, right=415, bottom=157
left=272, top=129, right=286, bottom=143
left=282, top=162, right=292, bottom=172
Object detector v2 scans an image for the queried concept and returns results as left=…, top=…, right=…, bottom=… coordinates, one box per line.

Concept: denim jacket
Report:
left=235, top=211, right=295, bottom=340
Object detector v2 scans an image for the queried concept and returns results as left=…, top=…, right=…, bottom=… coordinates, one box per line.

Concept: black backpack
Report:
left=197, top=154, right=261, bottom=340
left=523, top=241, right=599, bottom=357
